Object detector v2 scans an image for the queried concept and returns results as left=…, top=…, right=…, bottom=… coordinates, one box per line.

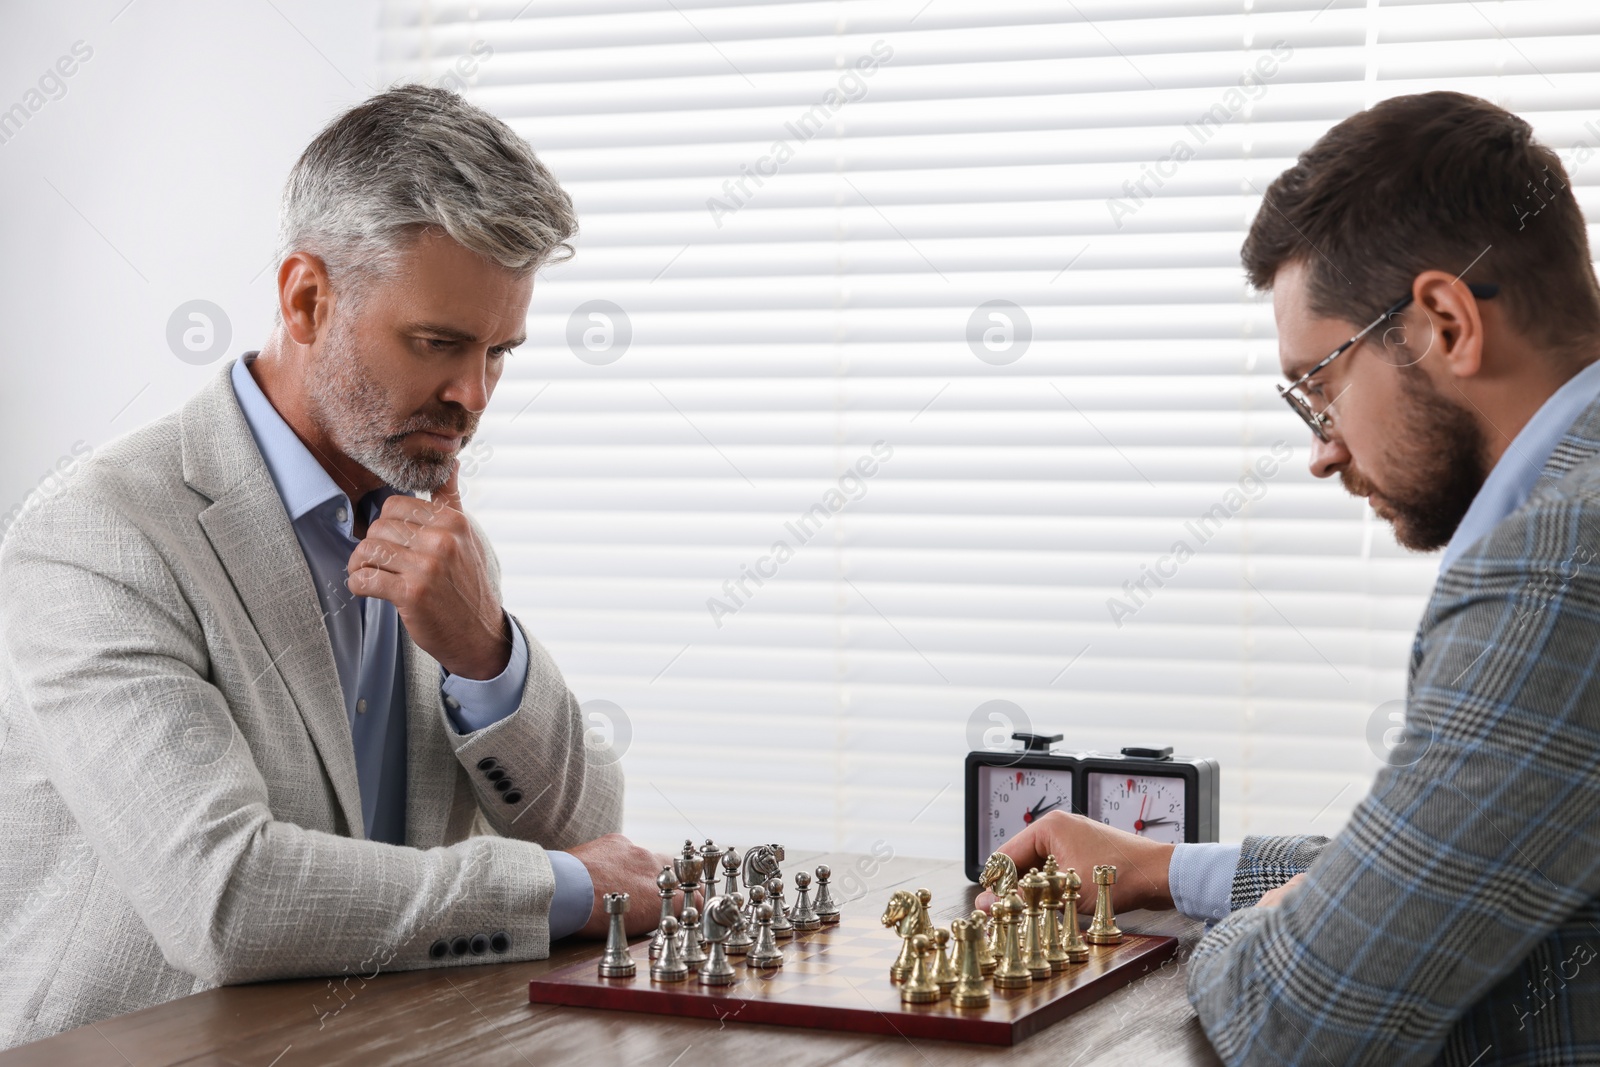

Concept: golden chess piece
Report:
left=990, top=897, right=1032, bottom=989
left=1017, top=868, right=1053, bottom=981
left=881, top=889, right=923, bottom=983
left=949, top=918, right=991, bottom=1010
left=1087, top=864, right=1123, bottom=945
left=1041, top=859, right=1071, bottom=973
left=1060, top=867, right=1090, bottom=963
left=900, top=933, right=941, bottom=1004
left=933, top=928, right=958, bottom=994
left=915, top=887, right=935, bottom=937
left=970, top=909, right=997, bottom=975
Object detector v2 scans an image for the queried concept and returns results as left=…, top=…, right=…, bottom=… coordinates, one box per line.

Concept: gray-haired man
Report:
left=0, top=86, right=667, bottom=1048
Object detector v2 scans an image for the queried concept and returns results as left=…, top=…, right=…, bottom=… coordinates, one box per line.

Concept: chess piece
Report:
left=991, top=897, right=1032, bottom=989
left=698, top=840, right=726, bottom=900
left=680, top=905, right=708, bottom=973
left=743, top=883, right=770, bottom=932
left=813, top=864, right=841, bottom=924
left=651, top=917, right=690, bottom=982
left=725, top=892, right=754, bottom=955
left=980, top=851, right=1019, bottom=897
left=932, top=927, right=958, bottom=994
left=697, top=895, right=741, bottom=986
left=1041, top=857, right=1070, bottom=973
left=720, top=849, right=742, bottom=899
left=673, top=842, right=701, bottom=921
left=915, top=887, right=935, bottom=937
left=881, top=890, right=923, bottom=982
left=970, top=909, right=998, bottom=975
left=1018, top=868, right=1052, bottom=981
left=950, top=918, right=992, bottom=1009
left=1060, top=867, right=1090, bottom=963
left=597, top=892, right=636, bottom=978
left=1087, top=864, right=1123, bottom=945
left=741, top=844, right=785, bottom=898
left=899, top=934, right=941, bottom=1004
left=650, top=867, right=680, bottom=959
left=789, top=870, right=822, bottom=930
left=746, top=903, right=784, bottom=969
left=765, top=876, right=795, bottom=939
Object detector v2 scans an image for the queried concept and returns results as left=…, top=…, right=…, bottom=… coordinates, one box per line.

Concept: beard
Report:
left=304, top=313, right=478, bottom=494
left=1340, top=369, right=1488, bottom=552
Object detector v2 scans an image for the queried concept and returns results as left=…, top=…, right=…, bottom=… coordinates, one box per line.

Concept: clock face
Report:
left=1086, top=772, right=1186, bottom=843
left=978, top=764, right=1074, bottom=856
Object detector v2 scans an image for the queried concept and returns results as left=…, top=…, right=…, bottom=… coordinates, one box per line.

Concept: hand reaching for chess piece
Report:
left=975, top=811, right=1174, bottom=916
left=569, top=834, right=682, bottom=938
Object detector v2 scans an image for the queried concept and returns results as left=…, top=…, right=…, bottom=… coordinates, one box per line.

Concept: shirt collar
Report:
left=231, top=353, right=355, bottom=529
left=1441, top=357, right=1600, bottom=570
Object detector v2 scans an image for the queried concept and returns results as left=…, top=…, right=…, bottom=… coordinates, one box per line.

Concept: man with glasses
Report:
left=990, top=91, right=1600, bottom=1064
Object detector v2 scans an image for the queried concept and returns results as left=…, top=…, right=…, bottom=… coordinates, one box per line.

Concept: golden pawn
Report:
left=1060, top=866, right=1090, bottom=963
left=990, top=897, right=1032, bottom=990
left=970, top=909, right=998, bottom=975
left=1087, top=864, right=1123, bottom=945
left=900, top=934, right=941, bottom=1004
left=933, top=928, right=958, bottom=994
left=1017, top=869, right=1053, bottom=981
left=1041, top=858, right=1070, bottom=973
left=949, top=918, right=992, bottom=1010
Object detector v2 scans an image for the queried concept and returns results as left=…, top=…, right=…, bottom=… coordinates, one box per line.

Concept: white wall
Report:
left=0, top=0, right=379, bottom=524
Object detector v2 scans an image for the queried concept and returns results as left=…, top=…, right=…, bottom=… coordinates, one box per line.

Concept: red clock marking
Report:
left=1015, top=771, right=1024, bottom=786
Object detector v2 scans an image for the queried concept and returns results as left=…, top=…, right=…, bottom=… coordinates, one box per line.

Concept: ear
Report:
left=275, top=251, right=335, bottom=347
left=1407, top=269, right=1486, bottom=382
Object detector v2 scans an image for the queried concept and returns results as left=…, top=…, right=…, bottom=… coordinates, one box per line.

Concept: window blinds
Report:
left=379, top=0, right=1600, bottom=859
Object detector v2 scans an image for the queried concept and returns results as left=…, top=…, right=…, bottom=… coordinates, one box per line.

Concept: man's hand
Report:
left=568, top=834, right=682, bottom=938
left=1256, top=872, right=1305, bottom=909
left=346, top=464, right=511, bottom=680
left=974, top=811, right=1176, bottom=915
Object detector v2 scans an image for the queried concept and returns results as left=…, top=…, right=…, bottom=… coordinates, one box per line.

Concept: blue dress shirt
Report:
left=1168, top=358, right=1600, bottom=922
left=231, top=354, right=594, bottom=937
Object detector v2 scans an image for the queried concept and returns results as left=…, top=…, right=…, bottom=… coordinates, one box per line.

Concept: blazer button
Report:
left=477, top=757, right=497, bottom=771
left=429, top=939, right=450, bottom=960
left=503, top=790, right=523, bottom=805
left=490, top=931, right=511, bottom=953
left=470, top=933, right=490, bottom=955
left=451, top=936, right=469, bottom=957
left=486, top=768, right=505, bottom=782
left=492, top=778, right=511, bottom=793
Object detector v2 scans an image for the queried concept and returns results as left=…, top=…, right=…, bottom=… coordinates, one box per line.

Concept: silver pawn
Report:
left=725, top=892, right=754, bottom=955
left=720, top=848, right=742, bottom=899
left=746, top=903, right=784, bottom=969
left=597, top=892, right=635, bottom=978
left=651, top=916, right=690, bottom=982
left=743, top=882, right=770, bottom=931
left=765, top=876, right=795, bottom=939
left=790, top=870, right=822, bottom=930
left=680, top=905, right=708, bottom=973
left=697, top=895, right=741, bottom=986
left=814, top=864, right=841, bottom=924
left=649, top=866, right=679, bottom=959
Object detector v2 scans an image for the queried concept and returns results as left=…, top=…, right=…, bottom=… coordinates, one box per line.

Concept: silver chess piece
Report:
left=680, top=905, right=708, bottom=973
left=650, top=916, right=690, bottom=982
left=725, top=892, right=754, bottom=955
left=813, top=864, right=841, bottom=924
left=741, top=843, right=785, bottom=897
left=743, top=882, right=770, bottom=931
left=697, top=894, right=743, bottom=986
left=649, top=866, right=679, bottom=959
left=598, top=892, right=636, bottom=978
left=720, top=848, right=742, bottom=899
left=698, top=840, right=726, bottom=899
left=789, top=869, right=822, bottom=930
left=673, top=843, right=701, bottom=922
left=746, top=903, right=784, bottom=969
left=765, top=876, right=794, bottom=939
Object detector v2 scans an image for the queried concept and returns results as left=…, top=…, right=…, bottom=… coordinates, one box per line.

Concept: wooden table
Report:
left=1, top=852, right=1221, bottom=1066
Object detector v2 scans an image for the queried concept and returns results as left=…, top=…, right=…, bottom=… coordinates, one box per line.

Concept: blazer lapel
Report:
left=402, top=636, right=457, bottom=849
left=182, top=365, right=367, bottom=839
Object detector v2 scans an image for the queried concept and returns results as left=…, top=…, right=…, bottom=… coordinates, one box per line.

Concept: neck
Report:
left=1450, top=349, right=1600, bottom=473
left=249, top=336, right=384, bottom=504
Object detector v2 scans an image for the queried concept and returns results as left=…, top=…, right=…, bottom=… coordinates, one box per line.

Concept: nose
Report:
left=439, top=352, right=492, bottom=414
left=1308, top=430, right=1349, bottom=479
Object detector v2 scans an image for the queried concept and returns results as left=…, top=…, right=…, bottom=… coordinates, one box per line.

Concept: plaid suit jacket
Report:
left=1188, top=390, right=1600, bottom=1066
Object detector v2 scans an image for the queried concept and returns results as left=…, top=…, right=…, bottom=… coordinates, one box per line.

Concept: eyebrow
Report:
left=408, top=321, right=527, bottom=349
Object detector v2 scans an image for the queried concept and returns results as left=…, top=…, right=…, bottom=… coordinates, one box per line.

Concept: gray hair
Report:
left=274, top=84, right=576, bottom=315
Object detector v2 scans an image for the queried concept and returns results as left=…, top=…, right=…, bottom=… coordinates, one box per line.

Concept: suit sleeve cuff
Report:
left=546, top=850, right=595, bottom=940
left=1169, top=842, right=1242, bottom=923
left=440, top=618, right=530, bottom=734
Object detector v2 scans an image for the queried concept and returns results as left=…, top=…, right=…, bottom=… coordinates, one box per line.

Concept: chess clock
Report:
left=964, top=732, right=1220, bottom=882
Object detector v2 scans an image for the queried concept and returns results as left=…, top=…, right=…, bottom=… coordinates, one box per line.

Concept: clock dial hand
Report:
left=1024, top=795, right=1069, bottom=824
left=1133, top=794, right=1149, bottom=833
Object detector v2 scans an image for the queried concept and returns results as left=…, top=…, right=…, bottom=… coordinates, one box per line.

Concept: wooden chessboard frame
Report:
left=528, top=914, right=1178, bottom=1046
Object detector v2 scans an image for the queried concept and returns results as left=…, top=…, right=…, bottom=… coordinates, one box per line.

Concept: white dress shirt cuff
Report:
left=439, top=618, right=530, bottom=734
left=1168, top=842, right=1243, bottom=923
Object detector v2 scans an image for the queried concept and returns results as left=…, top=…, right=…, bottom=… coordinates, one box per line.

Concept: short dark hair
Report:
left=1242, top=91, right=1600, bottom=358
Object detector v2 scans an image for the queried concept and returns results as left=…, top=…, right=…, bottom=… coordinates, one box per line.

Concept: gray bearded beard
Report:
left=304, top=312, right=477, bottom=494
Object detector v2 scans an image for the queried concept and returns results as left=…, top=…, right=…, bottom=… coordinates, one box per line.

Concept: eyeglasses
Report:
left=1277, top=282, right=1500, bottom=442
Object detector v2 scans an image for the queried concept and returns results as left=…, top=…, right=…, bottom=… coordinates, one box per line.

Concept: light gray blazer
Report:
left=0, top=364, right=624, bottom=1049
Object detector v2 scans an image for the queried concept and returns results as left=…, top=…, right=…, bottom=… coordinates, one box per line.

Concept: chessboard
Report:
left=528, top=906, right=1177, bottom=1046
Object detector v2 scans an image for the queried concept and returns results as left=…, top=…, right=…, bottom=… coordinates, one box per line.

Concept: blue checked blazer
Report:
left=1188, top=392, right=1600, bottom=1066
